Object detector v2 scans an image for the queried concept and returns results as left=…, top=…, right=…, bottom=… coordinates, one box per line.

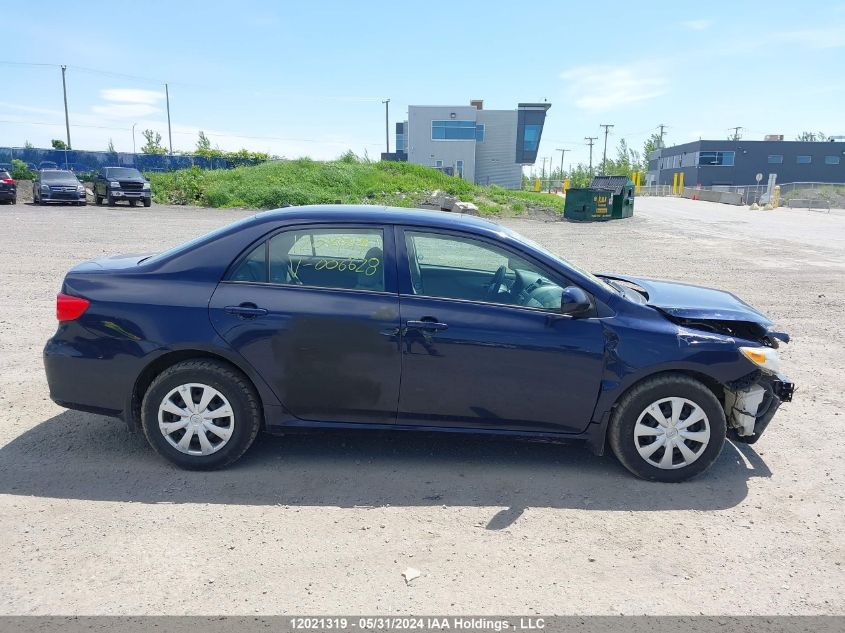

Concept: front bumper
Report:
left=41, top=192, right=86, bottom=203
left=110, top=189, right=151, bottom=200
left=726, top=373, right=794, bottom=444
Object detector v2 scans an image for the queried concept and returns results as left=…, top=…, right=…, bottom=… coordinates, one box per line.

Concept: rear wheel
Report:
left=107, top=194, right=115, bottom=206
left=608, top=375, right=726, bottom=482
left=141, top=359, right=262, bottom=470
left=95, top=194, right=102, bottom=205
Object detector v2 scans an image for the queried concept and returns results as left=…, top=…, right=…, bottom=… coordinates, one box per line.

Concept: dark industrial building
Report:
left=647, top=139, right=845, bottom=186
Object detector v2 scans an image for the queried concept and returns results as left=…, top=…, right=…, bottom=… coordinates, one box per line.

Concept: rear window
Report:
left=106, top=168, right=143, bottom=179
left=41, top=171, right=79, bottom=183
left=0, top=171, right=10, bottom=180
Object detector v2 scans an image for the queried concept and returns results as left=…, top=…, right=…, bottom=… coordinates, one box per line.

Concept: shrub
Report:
left=10, top=159, right=35, bottom=180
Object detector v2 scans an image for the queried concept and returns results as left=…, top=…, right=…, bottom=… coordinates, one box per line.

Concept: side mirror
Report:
left=560, top=286, right=592, bottom=317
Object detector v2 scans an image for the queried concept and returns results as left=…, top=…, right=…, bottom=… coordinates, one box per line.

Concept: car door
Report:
left=209, top=223, right=401, bottom=425
left=396, top=227, right=606, bottom=434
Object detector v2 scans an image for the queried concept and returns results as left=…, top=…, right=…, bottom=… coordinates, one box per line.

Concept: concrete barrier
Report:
left=681, top=187, right=743, bottom=205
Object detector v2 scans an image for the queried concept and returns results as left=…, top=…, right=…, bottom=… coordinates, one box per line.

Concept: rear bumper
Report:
left=0, top=190, right=15, bottom=200
left=43, top=337, right=127, bottom=418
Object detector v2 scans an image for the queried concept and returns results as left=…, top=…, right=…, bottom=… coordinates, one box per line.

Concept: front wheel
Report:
left=141, top=359, right=262, bottom=470
left=608, top=375, right=726, bottom=482
left=143, top=198, right=151, bottom=208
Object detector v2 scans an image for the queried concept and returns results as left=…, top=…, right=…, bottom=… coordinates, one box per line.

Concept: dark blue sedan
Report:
left=44, top=206, right=794, bottom=481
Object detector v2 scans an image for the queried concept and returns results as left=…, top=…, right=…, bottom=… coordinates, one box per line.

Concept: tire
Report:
left=95, top=195, right=102, bottom=205
left=141, top=359, right=262, bottom=470
left=107, top=194, right=115, bottom=206
left=143, top=198, right=151, bottom=208
left=129, top=199, right=137, bottom=207
left=608, top=374, right=726, bottom=482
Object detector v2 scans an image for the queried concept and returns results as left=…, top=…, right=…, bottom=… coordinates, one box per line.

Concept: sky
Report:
left=1, top=0, right=844, bottom=171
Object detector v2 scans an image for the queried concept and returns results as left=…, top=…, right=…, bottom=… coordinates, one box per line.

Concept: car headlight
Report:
left=77, top=185, right=85, bottom=193
left=739, top=346, right=781, bottom=374
left=142, top=182, right=150, bottom=190
left=41, top=184, right=50, bottom=190
left=109, top=180, right=120, bottom=188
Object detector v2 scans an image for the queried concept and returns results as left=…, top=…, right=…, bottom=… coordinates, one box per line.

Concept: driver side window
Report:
left=404, top=231, right=564, bottom=309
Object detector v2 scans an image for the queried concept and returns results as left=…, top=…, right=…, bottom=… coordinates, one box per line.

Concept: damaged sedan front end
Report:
left=599, top=274, right=795, bottom=446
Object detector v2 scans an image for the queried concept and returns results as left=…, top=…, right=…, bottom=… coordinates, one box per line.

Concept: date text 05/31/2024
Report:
left=289, top=617, right=547, bottom=631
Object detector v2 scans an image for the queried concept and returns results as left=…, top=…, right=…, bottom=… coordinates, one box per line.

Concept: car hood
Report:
left=599, top=274, right=789, bottom=343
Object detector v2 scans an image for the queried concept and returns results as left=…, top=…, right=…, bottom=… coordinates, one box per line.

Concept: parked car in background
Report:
left=93, top=167, right=151, bottom=207
left=33, top=170, right=86, bottom=205
left=0, top=170, right=16, bottom=204
left=43, top=206, right=794, bottom=480
left=38, top=161, right=59, bottom=170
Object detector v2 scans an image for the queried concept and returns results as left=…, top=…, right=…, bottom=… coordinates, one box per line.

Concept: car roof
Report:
left=253, top=204, right=503, bottom=233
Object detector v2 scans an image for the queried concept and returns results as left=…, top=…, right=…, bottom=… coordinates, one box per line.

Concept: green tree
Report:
left=642, top=132, right=661, bottom=172
left=10, top=159, right=36, bottom=180
left=51, top=139, right=67, bottom=150
left=141, top=129, right=166, bottom=155
left=795, top=131, right=827, bottom=142
left=107, top=138, right=116, bottom=154
left=24, top=140, right=33, bottom=149
left=196, top=130, right=212, bottom=154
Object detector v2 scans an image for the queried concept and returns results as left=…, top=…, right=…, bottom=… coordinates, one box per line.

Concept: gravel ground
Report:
left=0, top=198, right=843, bottom=615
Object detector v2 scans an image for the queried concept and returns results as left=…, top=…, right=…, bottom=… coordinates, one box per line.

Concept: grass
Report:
left=147, top=159, right=565, bottom=217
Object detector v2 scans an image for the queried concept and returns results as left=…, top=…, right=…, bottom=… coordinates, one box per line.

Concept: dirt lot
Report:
left=0, top=198, right=843, bottom=615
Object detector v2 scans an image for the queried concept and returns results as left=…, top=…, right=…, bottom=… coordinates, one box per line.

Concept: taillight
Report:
left=56, top=293, right=90, bottom=321
left=1, top=178, right=13, bottom=184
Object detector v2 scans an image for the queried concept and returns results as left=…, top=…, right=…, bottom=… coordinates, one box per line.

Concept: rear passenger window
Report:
left=230, top=228, right=385, bottom=292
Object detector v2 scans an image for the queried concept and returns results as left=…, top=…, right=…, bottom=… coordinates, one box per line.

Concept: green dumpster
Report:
left=563, top=188, right=613, bottom=221
left=562, top=176, right=635, bottom=222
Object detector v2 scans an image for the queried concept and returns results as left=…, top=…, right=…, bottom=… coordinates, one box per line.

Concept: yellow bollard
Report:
left=678, top=171, right=685, bottom=196
left=772, top=185, right=781, bottom=209
left=534, top=178, right=541, bottom=192
left=634, top=171, right=641, bottom=193
left=563, top=177, right=570, bottom=193
left=672, top=173, right=678, bottom=195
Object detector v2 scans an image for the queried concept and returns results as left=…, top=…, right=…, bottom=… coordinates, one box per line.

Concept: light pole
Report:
left=60, top=65, right=71, bottom=150
left=599, top=124, right=613, bottom=175
left=132, top=122, right=138, bottom=163
left=555, top=148, right=568, bottom=185
left=381, top=99, right=390, bottom=154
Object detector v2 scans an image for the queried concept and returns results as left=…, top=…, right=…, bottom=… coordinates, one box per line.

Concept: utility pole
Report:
left=165, top=83, right=173, bottom=155
left=540, top=156, right=547, bottom=182
left=599, top=124, right=613, bottom=175
left=382, top=99, right=390, bottom=154
left=60, top=65, right=71, bottom=150
left=729, top=126, right=743, bottom=141
left=132, top=122, right=138, bottom=156
left=585, top=137, right=598, bottom=173
left=555, top=148, right=568, bottom=183
left=657, top=123, right=666, bottom=148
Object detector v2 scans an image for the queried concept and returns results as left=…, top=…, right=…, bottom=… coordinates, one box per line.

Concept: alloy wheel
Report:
left=158, top=383, right=235, bottom=456
left=633, top=397, right=711, bottom=469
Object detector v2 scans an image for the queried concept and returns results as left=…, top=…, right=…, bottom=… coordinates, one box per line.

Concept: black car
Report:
left=0, top=170, right=16, bottom=204
left=33, top=170, right=86, bottom=205
left=38, top=161, right=59, bottom=170
left=93, top=167, right=151, bottom=207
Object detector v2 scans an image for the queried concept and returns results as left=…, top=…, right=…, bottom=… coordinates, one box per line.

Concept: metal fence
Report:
left=0, top=147, right=248, bottom=175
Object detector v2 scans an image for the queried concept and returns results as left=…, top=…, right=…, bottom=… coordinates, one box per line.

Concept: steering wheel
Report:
left=486, top=265, right=507, bottom=300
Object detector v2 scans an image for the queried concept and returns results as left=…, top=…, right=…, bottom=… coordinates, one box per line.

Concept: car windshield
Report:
left=501, top=225, right=618, bottom=295
left=41, top=171, right=79, bottom=184
left=106, top=168, right=143, bottom=179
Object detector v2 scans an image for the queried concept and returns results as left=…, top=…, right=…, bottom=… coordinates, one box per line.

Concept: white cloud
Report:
left=560, top=64, right=668, bottom=112
left=100, top=88, right=165, bottom=104
left=92, top=104, right=161, bottom=118
left=681, top=19, right=713, bottom=30
left=779, top=25, right=845, bottom=49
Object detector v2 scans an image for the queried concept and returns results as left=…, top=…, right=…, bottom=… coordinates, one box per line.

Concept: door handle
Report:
left=224, top=303, right=268, bottom=319
left=406, top=320, right=448, bottom=331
